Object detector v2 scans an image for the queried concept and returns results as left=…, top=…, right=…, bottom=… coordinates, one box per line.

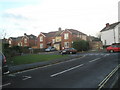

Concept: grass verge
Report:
left=10, top=54, right=68, bottom=66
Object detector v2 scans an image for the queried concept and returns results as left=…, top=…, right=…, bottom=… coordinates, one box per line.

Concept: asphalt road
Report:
left=2, top=52, right=120, bottom=89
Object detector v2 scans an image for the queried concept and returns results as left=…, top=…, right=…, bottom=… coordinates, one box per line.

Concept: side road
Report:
left=8, top=54, right=83, bottom=74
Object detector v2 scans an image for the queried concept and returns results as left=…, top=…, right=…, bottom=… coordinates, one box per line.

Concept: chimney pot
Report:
left=106, top=23, right=109, bottom=27
left=24, top=33, right=27, bottom=35
left=58, top=27, right=62, bottom=31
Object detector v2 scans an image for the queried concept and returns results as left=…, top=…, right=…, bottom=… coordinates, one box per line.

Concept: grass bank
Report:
left=10, top=54, right=68, bottom=66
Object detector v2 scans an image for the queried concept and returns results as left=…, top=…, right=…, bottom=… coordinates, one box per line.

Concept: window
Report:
left=64, top=42, right=69, bottom=48
left=52, top=39, right=55, bottom=43
left=40, top=44, right=43, bottom=48
left=9, top=40, right=11, bottom=44
left=18, top=43, right=20, bottom=46
left=21, top=42, right=22, bottom=46
left=24, top=38, right=27, bottom=43
left=40, top=36, right=43, bottom=42
left=64, top=33, right=69, bottom=39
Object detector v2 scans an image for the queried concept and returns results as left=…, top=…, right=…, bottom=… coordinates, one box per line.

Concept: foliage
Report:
left=72, top=40, right=89, bottom=51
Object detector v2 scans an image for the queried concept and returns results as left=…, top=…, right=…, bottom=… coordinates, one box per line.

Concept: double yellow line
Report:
left=98, top=64, right=120, bottom=90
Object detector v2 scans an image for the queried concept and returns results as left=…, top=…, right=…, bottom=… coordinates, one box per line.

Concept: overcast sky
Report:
left=0, top=0, right=119, bottom=39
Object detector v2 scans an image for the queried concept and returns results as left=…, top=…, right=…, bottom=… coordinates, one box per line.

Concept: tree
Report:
left=72, top=40, right=89, bottom=51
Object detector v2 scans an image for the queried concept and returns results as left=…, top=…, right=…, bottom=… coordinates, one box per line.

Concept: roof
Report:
left=26, top=34, right=37, bottom=39
left=67, top=29, right=87, bottom=35
left=42, top=31, right=63, bottom=37
left=41, top=29, right=87, bottom=37
left=54, top=30, right=64, bottom=37
left=16, top=36, right=23, bottom=41
left=100, top=22, right=120, bottom=32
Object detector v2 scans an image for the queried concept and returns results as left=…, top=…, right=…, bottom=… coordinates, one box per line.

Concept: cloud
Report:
left=0, top=0, right=119, bottom=38
left=2, top=13, right=29, bottom=20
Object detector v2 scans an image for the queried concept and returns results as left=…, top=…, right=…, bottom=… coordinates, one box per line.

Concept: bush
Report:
left=72, top=40, right=89, bottom=51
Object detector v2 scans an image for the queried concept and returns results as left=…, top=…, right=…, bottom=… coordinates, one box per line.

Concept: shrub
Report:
left=72, top=40, right=89, bottom=51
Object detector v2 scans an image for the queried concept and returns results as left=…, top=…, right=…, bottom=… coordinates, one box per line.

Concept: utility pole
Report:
left=113, top=28, right=116, bottom=43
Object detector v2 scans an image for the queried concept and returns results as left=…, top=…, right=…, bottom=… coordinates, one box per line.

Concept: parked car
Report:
left=0, top=52, right=9, bottom=75
left=106, top=44, right=120, bottom=53
left=45, top=47, right=56, bottom=52
left=60, top=48, right=77, bottom=54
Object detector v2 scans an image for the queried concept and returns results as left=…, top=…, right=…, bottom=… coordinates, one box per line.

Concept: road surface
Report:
left=2, top=52, right=120, bottom=88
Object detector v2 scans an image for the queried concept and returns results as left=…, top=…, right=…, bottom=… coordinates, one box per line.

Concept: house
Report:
left=8, top=37, right=18, bottom=47
left=88, top=36, right=103, bottom=50
left=8, top=33, right=37, bottom=48
left=100, top=22, right=120, bottom=46
left=37, top=28, right=88, bottom=50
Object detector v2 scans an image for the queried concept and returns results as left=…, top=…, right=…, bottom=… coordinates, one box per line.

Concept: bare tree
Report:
left=96, top=32, right=101, bottom=40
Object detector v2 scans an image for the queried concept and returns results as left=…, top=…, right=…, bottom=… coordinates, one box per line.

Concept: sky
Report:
left=0, top=0, right=119, bottom=39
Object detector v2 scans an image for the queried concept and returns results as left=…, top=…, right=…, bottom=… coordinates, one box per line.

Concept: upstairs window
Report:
left=9, top=40, right=11, bottom=44
left=64, top=33, right=69, bottom=39
left=24, top=38, right=27, bottom=43
left=40, top=36, right=43, bottom=42
left=52, top=39, right=55, bottom=44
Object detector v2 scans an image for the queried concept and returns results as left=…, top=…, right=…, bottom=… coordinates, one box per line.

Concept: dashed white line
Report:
left=50, top=64, right=84, bottom=77
left=89, top=58, right=101, bottom=63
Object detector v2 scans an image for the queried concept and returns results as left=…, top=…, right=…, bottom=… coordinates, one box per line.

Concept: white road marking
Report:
left=50, top=64, right=84, bottom=77
left=89, top=58, right=101, bottom=63
left=98, top=64, right=120, bottom=90
left=103, top=54, right=110, bottom=57
left=22, top=76, right=32, bottom=80
left=0, top=83, right=11, bottom=87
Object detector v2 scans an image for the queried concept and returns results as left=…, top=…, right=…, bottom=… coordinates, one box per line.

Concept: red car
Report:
left=106, top=44, right=120, bottom=52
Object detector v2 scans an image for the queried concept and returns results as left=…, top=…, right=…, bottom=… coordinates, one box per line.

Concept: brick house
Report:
left=61, top=29, right=88, bottom=49
left=8, top=37, right=17, bottom=47
left=8, top=33, right=37, bottom=48
left=88, top=35, right=103, bottom=50
left=37, top=31, right=58, bottom=49
left=37, top=28, right=88, bottom=50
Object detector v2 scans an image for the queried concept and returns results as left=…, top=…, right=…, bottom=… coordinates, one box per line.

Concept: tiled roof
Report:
left=41, top=29, right=87, bottom=37
left=16, top=36, right=23, bottom=41
left=42, top=31, right=63, bottom=37
left=67, top=29, right=87, bottom=35
left=26, top=34, right=37, bottom=39
left=54, top=30, right=64, bottom=37
left=100, top=22, right=120, bottom=32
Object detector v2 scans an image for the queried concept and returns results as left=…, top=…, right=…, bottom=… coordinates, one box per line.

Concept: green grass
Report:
left=11, top=54, right=68, bottom=65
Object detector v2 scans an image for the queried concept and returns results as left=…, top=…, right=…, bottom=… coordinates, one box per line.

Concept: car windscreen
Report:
left=112, top=45, right=120, bottom=47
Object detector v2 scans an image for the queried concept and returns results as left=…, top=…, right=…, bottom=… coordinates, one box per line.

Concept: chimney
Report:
left=24, top=33, right=27, bottom=36
left=106, top=23, right=109, bottom=27
left=58, top=27, right=62, bottom=31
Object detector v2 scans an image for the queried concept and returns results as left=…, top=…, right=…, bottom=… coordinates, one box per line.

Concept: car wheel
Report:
left=70, top=52, right=72, bottom=54
left=110, top=50, right=114, bottom=53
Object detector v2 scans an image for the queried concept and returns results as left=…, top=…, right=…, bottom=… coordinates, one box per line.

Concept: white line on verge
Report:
left=50, top=64, right=84, bottom=77
left=0, top=83, right=11, bottom=87
left=89, top=58, right=101, bottom=63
